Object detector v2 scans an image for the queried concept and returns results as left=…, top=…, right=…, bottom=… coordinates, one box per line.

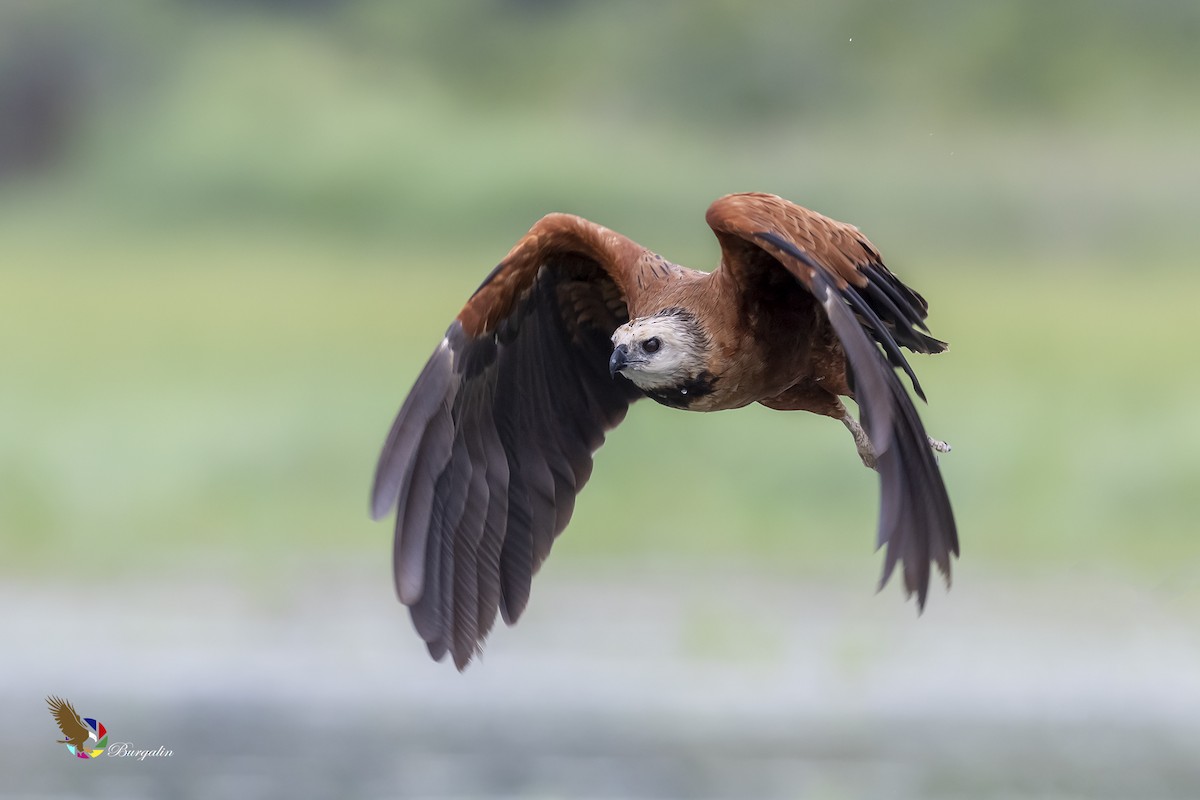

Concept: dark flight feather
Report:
left=745, top=231, right=957, bottom=607
left=757, top=232, right=927, bottom=401
left=373, top=255, right=641, bottom=668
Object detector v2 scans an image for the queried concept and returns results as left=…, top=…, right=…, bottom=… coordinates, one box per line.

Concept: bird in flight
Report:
left=46, top=696, right=90, bottom=750
left=372, top=192, right=958, bottom=669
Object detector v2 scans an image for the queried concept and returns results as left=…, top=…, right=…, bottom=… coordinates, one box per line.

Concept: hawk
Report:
left=372, top=192, right=958, bottom=669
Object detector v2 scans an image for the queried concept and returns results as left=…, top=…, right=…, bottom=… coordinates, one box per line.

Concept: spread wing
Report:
left=46, top=695, right=88, bottom=745
left=371, top=214, right=647, bottom=669
left=706, top=192, right=958, bottom=607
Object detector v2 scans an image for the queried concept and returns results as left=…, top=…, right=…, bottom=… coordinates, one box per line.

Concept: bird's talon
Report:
left=842, top=413, right=878, bottom=470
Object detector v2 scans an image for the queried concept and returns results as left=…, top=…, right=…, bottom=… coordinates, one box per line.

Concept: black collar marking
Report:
left=645, top=371, right=719, bottom=409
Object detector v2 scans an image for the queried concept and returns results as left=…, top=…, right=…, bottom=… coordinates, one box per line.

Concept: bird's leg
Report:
left=928, top=436, right=952, bottom=454
left=842, top=413, right=953, bottom=469
left=841, top=413, right=878, bottom=470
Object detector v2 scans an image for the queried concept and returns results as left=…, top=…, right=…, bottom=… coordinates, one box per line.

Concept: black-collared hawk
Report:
left=372, top=192, right=957, bottom=669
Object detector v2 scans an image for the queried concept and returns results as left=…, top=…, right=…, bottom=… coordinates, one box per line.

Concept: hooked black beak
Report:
left=609, top=344, right=629, bottom=378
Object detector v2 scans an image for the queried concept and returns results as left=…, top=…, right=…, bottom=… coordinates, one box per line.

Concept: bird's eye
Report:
left=643, top=337, right=661, bottom=354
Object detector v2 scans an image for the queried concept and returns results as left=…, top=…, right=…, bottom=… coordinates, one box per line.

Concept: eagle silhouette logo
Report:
left=46, top=696, right=107, bottom=759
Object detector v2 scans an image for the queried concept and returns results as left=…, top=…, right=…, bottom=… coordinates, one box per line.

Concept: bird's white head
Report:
left=609, top=309, right=709, bottom=392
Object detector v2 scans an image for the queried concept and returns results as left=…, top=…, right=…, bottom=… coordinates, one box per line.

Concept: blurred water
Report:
left=6, top=566, right=1199, bottom=799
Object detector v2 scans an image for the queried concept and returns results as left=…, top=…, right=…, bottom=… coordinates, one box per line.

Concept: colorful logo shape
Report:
left=46, top=696, right=107, bottom=760
left=68, top=717, right=107, bottom=759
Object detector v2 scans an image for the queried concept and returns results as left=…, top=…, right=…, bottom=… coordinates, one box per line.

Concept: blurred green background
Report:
left=4, top=1, right=1199, bottom=798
